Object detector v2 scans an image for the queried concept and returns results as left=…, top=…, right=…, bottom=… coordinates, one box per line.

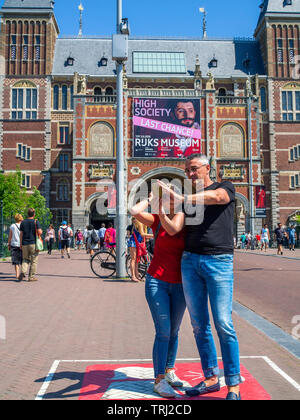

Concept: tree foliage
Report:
left=0, top=171, right=52, bottom=225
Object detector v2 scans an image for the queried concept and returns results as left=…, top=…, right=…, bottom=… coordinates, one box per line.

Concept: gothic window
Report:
left=62, top=85, right=68, bottom=110
left=53, top=85, right=59, bottom=110
left=260, top=86, right=267, bottom=112
left=11, top=81, right=37, bottom=120
left=277, top=39, right=283, bottom=64
left=70, top=85, right=74, bottom=109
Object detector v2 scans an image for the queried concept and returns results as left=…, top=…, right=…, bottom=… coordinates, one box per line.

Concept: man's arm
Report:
left=186, top=188, right=231, bottom=206
left=157, top=180, right=231, bottom=206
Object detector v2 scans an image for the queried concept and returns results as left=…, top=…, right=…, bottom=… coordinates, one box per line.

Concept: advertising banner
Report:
left=255, top=185, right=266, bottom=218
left=133, top=98, right=201, bottom=158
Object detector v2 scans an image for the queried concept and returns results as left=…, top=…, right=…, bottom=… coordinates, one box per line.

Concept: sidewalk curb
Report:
left=235, top=250, right=300, bottom=261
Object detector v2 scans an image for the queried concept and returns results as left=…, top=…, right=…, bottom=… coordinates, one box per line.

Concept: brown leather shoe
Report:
left=28, top=277, right=38, bottom=282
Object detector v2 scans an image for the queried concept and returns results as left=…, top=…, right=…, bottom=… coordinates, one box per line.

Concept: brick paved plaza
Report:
left=0, top=249, right=299, bottom=400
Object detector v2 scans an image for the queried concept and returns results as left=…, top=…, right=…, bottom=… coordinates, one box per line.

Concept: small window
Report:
left=260, top=86, right=267, bottom=112
left=59, top=124, right=70, bottom=144
left=290, top=175, right=295, bottom=189
left=290, top=148, right=294, bottom=161
left=21, top=174, right=31, bottom=189
left=294, top=146, right=298, bottom=160
left=59, top=154, right=69, bottom=172
left=295, top=174, right=299, bottom=187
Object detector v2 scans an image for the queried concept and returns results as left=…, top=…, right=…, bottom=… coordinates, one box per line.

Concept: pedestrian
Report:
left=19, top=208, right=43, bottom=282
left=130, top=184, right=186, bottom=398
left=58, top=221, right=72, bottom=259
left=83, top=225, right=89, bottom=253
left=86, top=224, right=100, bottom=257
left=157, top=153, right=242, bottom=400
left=246, top=231, right=252, bottom=250
left=104, top=222, right=116, bottom=254
left=75, top=229, right=84, bottom=250
left=274, top=223, right=287, bottom=255
left=68, top=223, right=73, bottom=249
left=255, top=233, right=261, bottom=249
left=98, top=223, right=106, bottom=250
left=126, top=217, right=151, bottom=282
left=8, top=213, right=23, bottom=281
left=261, top=224, right=270, bottom=252
left=288, top=225, right=297, bottom=252
left=240, top=232, right=246, bottom=249
left=45, top=224, right=55, bottom=255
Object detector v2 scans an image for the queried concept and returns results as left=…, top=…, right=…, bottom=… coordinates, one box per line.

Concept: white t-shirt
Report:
left=10, top=223, right=21, bottom=247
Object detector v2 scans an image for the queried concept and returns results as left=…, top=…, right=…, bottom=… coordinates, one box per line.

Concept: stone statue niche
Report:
left=74, top=72, right=87, bottom=95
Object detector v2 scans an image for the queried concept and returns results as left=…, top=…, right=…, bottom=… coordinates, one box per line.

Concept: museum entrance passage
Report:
left=89, top=199, right=115, bottom=230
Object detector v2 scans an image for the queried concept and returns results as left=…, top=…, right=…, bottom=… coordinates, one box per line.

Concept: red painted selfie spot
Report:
left=79, top=362, right=271, bottom=400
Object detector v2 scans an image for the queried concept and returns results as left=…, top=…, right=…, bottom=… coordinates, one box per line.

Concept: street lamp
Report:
left=112, top=0, right=129, bottom=278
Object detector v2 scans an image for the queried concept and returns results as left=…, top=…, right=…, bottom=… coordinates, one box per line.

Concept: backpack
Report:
left=91, top=229, right=99, bottom=244
left=61, top=227, right=70, bottom=240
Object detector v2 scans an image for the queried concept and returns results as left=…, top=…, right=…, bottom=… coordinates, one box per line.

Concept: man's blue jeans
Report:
left=145, top=274, right=186, bottom=378
left=181, top=251, right=241, bottom=387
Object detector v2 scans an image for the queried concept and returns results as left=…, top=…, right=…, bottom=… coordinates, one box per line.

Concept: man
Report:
left=171, top=100, right=201, bottom=157
left=157, top=153, right=242, bottom=400
left=58, top=221, right=72, bottom=259
left=261, top=224, right=270, bottom=252
left=274, top=223, right=286, bottom=256
left=19, top=208, right=42, bottom=282
left=98, top=223, right=106, bottom=250
left=288, top=225, right=297, bottom=251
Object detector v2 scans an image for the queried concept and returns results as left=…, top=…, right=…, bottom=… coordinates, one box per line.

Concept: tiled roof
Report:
left=1, top=0, right=54, bottom=10
left=52, top=37, right=265, bottom=79
left=257, top=0, right=300, bottom=26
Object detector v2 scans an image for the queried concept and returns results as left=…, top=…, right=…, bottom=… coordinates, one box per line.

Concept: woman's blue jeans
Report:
left=145, top=274, right=186, bottom=378
left=181, top=251, right=241, bottom=387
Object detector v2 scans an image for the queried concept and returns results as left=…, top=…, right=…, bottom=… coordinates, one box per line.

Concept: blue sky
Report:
left=0, top=0, right=262, bottom=38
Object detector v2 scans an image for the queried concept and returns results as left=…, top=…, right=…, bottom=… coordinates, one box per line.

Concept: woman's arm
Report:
left=8, top=228, right=12, bottom=250
left=130, top=194, right=156, bottom=227
left=159, top=212, right=185, bottom=236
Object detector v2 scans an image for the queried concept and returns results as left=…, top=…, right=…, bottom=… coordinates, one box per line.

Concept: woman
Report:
left=8, top=214, right=23, bottom=281
left=86, top=224, right=100, bottom=257
left=75, top=229, right=84, bottom=250
left=127, top=217, right=151, bottom=283
left=45, top=224, right=55, bottom=255
left=130, top=184, right=186, bottom=398
left=104, top=222, right=116, bottom=254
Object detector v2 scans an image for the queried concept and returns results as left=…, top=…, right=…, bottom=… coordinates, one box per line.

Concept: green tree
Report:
left=26, top=186, right=52, bottom=227
left=0, top=170, right=27, bottom=218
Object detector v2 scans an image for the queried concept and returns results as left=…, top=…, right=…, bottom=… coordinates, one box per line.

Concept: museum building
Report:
left=0, top=0, right=300, bottom=236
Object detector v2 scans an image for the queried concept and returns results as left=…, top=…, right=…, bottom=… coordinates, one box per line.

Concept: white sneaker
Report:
left=165, top=370, right=184, bottom=387
left=154, top=379, right=177, bottom=398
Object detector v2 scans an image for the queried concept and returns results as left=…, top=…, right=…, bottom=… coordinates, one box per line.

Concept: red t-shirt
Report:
left=148, top=214, right=185, bottom=284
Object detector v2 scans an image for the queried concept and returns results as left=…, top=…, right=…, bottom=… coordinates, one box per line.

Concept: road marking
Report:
left=35, top=356, right=300, bottom=400
left=35, top=360, right=60, bottom=401
left=262, top=356, right=300, bottom=392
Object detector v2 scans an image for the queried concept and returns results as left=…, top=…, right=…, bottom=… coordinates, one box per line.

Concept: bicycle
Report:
left=90, top=243, right=152, bottom=279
